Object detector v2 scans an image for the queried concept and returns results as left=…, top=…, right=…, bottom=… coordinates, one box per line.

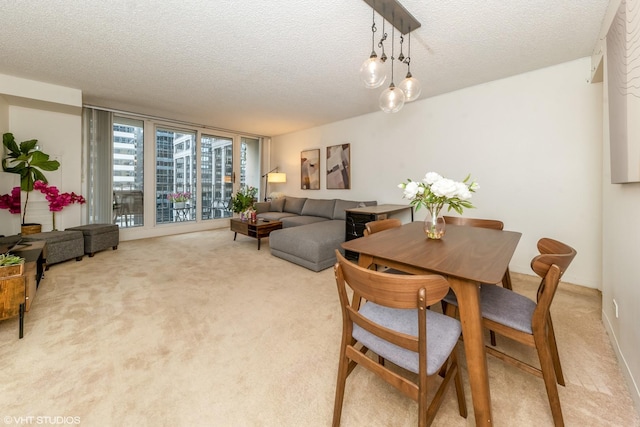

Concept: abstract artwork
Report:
left=326, top=144, right=351, bottom=189
left=607, top=0, right=640, bottom=183
left=300, top=149, right=320, bottom=190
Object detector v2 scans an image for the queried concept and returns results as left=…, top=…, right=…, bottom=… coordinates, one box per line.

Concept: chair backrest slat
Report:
left=364, top=218, right=402, bottom=236
left=334, top=250, right=450, bottom=309
left=443, top=215, right=504, bottom=230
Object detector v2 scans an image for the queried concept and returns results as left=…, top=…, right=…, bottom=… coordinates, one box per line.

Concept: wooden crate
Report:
left=0, top=262, right=24, bottom=278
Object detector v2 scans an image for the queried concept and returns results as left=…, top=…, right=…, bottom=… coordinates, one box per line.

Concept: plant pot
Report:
left=21, top=223, right=42, bottom=235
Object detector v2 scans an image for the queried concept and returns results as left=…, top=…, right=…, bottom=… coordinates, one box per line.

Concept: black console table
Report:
left=344, top=204, right=414, bottom=261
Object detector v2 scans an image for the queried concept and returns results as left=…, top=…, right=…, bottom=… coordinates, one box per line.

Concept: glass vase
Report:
left=424, top=205, right=446, bottom=239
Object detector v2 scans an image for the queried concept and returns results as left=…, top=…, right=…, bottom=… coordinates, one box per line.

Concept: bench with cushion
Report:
left=22, top=230, right=84, bottom=269
left=66, top=224, right=119, bottom=257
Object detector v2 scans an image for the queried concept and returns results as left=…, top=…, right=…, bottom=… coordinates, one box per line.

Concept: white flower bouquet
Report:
left=398, top=172, right=479, bottom=214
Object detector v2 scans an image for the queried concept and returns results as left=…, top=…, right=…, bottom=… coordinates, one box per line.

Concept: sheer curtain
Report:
left=82, top=107, right=113, bottom=224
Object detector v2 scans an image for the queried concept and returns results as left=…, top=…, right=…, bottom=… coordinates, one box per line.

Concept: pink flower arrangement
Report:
left=34, top=181, right=86, bottom=211
left=33, top=181, right=86, bottom=230
left=0, top=187, right=21, bottom=214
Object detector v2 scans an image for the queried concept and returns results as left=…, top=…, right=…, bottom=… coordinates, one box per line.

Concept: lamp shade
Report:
left=267, top=172, right=287, bottom=183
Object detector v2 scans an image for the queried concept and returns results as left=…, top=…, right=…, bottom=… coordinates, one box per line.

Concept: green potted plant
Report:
left=2, top=132, right=61, bottom=233
left=230, top=186, right=258, bottom=219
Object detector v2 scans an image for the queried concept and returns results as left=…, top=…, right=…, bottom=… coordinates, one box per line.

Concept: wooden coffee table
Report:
left=230, top=218, right=283, bottom=250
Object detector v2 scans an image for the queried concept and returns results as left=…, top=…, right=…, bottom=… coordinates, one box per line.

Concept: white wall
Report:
left=0, top=74, right=83, bottom=234
left=272, top=57, right=602, bottom=288
left=0, top=95, right=21, bottom=236
left=601, top=46, right=640, bottom=409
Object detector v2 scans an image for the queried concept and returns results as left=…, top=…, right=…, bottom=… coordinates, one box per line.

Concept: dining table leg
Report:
left=449, top=276, right=492, bottom=426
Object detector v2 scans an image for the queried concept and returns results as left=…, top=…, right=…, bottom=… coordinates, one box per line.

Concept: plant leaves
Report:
left=2, top=133, right=20, bottom=155
left=19, top=139, right=39, bottom=154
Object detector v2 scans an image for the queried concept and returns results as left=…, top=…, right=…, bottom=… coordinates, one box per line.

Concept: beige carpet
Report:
left=0, top=229, right=638, bottom=426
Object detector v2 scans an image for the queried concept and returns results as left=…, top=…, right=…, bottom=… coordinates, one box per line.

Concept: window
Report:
left=113, top=117, right=144, bottom=228
left=156, top=128, right=197, bottom=224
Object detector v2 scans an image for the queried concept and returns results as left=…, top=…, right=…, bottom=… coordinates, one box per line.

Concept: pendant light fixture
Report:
left=379, top=26, right=405, bottom=113
left=360, top=0, right=422, bottom=113
left=398, top=31, right=422, bottom=102
left=359, top=9, right=386, bottom=89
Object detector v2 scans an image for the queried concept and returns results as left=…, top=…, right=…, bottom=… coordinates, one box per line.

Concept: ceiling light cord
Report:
left=379, top=24, right=406, bottom=113
left=359, top=9, right=387, bottom=89
left=399, top=30, right=422, bottom=102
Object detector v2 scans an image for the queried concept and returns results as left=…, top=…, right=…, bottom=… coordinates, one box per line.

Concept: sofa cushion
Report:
left=281, top=216, right=329, bottom=228
left=283, top=197, right=307, bottom=215
left=301, top=198, right=336, bottom=219
left=257, top=212, right=298, bottom=221
left=333, top=199, right=378, bottom=220
left=254, top=202, right=270, bottom=214
left=269, top=197, right=285, bottom=212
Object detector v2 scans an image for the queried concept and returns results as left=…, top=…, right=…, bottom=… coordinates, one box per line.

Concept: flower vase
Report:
left=424, top=205, right=446, bottom=239
left=174, top=201, right=186, bottom=209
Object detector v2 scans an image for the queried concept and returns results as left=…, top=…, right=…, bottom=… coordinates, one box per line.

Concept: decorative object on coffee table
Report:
left=230, top=186, right=258, bottom=216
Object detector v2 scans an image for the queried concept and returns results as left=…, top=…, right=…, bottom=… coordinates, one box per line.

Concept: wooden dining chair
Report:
left=332, top=250, right=467, bottom=427
left=363, top=218, right=402, bottom=236
left=363, top=218, right=405, bottom=273
left=445, top=237, right=576, bottom=426
left=443, top=215, right=512, bottom=289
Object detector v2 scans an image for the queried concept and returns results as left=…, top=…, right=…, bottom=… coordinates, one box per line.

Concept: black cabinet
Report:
left=344, top=205, right=414, bottom=261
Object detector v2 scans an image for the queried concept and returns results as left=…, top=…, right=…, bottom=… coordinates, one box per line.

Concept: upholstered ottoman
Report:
left=269, top=220, right=346, bottom=272
left=22, top=230, right=84, bottom=268
left=66, top=224, right=119, bottom=257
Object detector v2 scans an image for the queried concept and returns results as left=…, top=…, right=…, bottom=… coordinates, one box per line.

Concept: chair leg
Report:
left=332, top=350, right=350, bottom=427
left=546, top=315, right=565, bottom=386
left=452, top=350, right=468, bottom=418
left=502, top=268, right=513, bottom=290
left=534, top=328, right=565, bottom=427
left=490, top=330, right=497, bottom=346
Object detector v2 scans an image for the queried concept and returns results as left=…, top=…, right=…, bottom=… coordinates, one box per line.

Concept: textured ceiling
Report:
left=0, top=0, right=609, bottom=137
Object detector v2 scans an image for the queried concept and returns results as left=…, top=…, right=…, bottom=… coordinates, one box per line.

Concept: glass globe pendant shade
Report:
left=359, top=54, right=387, bottom=89
left=379, top=83, right=406, bottom=113
left=398, top=72, right=422, bottom=102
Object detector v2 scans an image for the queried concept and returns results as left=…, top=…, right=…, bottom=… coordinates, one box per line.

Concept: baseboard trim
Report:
left=602, top=309, right=640, bottom=416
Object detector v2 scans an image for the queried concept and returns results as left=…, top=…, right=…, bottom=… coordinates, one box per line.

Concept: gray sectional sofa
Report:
left=255, top=197, right=376, bottom=271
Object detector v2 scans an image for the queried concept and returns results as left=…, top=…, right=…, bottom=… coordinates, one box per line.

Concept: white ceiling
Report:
left=0, top=0, right=609, bottom=137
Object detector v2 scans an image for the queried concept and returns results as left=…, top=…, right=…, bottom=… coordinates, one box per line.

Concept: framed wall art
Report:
left=300, top=149, right=320, bottom=190
left=326, top=143, right=351, bottom=189
left=607, top=0, right=640, bottom=183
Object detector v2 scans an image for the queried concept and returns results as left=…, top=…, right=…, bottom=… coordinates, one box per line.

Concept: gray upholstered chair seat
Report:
left=353, top=302, right=462, bottom=376
left=443, top=284, right=536, bottom=334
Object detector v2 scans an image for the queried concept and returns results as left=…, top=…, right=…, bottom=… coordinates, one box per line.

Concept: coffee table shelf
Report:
left=230, top=218, right=283, bottom=250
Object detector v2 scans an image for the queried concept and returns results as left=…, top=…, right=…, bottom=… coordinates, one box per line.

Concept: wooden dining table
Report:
left=341, top=221, right=521, bottom=426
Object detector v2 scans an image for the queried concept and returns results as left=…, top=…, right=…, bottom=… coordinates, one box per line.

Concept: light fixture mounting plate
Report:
left=362, top=0, right=421, bottom=34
